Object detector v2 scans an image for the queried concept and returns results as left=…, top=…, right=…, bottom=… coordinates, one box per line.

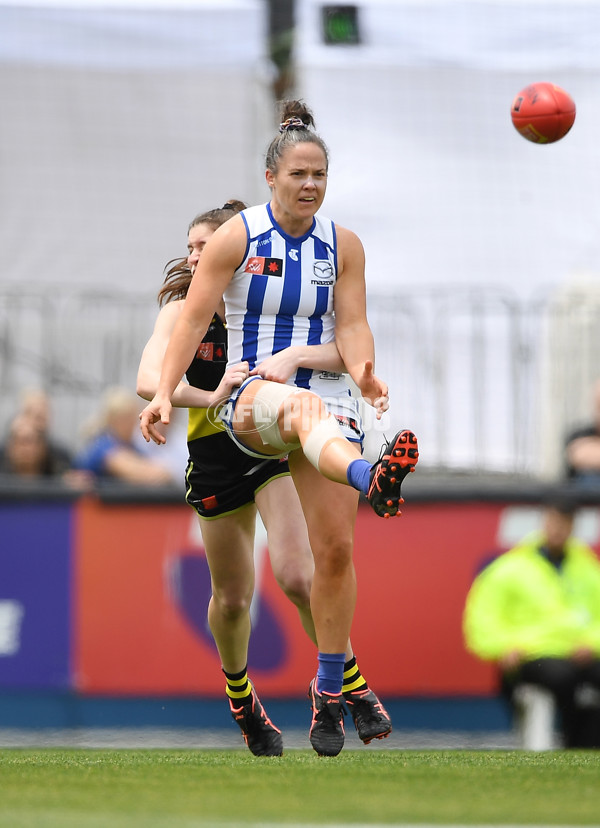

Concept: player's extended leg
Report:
left=200, top=506, right=283, bottom=757
left=231, top=380, right=418, bottom=517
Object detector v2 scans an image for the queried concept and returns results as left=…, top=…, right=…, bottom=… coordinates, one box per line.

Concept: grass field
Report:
left=1, top=749, right=600, bottom=827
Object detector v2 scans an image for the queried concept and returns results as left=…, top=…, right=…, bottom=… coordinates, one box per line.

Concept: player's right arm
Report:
left=137, top=300, right=215, bottom=409
left=140, top=216, right=247, bottom=443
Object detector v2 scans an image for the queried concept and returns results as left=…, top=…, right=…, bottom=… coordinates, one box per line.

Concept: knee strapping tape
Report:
left=302, top=415, right=345, bottom=471
left=251, top=381, right=302, bottom=452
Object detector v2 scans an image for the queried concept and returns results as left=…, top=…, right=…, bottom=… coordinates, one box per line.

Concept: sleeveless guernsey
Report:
left=224, top=202, right=353, bottom=404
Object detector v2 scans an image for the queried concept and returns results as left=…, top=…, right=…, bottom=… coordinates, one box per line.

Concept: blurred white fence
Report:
left=2, top=281, right=599, bottom=478
left=366, top=278, right=600, bottom=477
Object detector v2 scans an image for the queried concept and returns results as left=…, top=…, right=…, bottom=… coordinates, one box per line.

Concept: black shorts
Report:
left=185, top=430, right=290, bottom=519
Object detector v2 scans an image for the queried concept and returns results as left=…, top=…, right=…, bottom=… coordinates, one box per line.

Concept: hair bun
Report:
left=279, top=116, right=307, bottom=133
left=220, top=200, right=246, bottom=213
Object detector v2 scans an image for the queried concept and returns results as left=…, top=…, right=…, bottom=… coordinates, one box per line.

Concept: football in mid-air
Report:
left=510, top=82, right=576, bottom=144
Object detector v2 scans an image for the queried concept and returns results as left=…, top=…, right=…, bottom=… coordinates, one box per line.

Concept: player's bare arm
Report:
left=251, top=341, right=345, bottom=383
left=140, top=217, right=246, bottom=442
left=333, top=225, right=388, bottom=416
left=137, top=300, right=215, bottom=409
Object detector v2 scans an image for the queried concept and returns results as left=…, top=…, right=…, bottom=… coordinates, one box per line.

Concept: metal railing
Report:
left=2, top=282, right=599, bottom=478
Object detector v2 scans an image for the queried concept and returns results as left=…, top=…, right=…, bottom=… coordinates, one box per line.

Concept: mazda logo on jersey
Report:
left=313, top=260, right=334, bottom=280
left=245, top=257, right=283, bottom=276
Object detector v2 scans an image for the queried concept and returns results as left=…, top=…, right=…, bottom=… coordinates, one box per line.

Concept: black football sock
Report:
left=342, top=656, right=368, bottom=695
left=223, top=666, right=253, bottom=706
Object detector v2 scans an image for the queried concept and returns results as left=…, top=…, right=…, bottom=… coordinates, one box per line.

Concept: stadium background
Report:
left=1, top=0, right=600, bottom=738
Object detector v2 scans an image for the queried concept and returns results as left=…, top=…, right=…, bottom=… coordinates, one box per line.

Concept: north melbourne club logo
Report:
left=245, top=257, right=283, bottom=276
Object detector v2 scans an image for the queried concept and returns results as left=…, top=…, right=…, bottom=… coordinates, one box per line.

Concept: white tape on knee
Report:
left=302, top=415, right=345, bottom=471
left=251, top=381, right=302, bottom=451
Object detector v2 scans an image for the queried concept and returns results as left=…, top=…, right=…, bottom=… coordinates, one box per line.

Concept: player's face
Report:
left=267, top=143, right=328, bottom=227
left=187, top=222, right=215, bottom=275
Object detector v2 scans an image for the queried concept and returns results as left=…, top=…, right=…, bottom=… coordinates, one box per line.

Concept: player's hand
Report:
left=140, top=393, right=172, bottom=444
left=356, top=360, right=389, bottom=419
left=251, top=349, right=298, bottom=383
left=209, top=362, right=250, bottom=409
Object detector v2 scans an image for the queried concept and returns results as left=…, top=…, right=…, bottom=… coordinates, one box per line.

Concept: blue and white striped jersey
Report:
left=224, top=202, right=352, bottom=402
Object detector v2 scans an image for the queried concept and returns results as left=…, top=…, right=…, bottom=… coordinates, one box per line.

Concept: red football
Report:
left=510, top=82, right=576, bottom=144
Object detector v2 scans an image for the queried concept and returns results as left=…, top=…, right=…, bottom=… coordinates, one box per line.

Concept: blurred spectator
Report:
left=565, top=378, right=600, bottom=486
left=75, top=386, right=176, bottom=486
left=0, top=414, right=67, bottom=477
left=17, top=387, right=74, bottom=471
left=463, top=497, right=600, bottom=747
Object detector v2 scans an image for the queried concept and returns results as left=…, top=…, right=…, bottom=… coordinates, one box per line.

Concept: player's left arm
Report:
left=251, top=341, right=345, bottom=383
left=333, top=225, right=388, bottom=417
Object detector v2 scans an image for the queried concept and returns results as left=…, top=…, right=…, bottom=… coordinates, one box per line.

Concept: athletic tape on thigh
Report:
left=251, top=381, right=303, bottom=452
left=302, top=414, right=345, bottom=471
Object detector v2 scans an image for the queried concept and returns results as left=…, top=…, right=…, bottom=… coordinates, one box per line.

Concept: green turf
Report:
left=0, top=749, right=599, bottom=827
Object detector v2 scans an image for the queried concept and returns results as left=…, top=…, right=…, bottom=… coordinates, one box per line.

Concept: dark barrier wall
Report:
left=2, top=482, right=599, bottom=698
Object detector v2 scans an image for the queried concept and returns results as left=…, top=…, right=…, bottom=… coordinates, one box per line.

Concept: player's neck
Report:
left=269, top=201, right=313, bottom=238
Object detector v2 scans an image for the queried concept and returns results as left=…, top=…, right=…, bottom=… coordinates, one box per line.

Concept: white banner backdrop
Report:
left=0, top=1, right=273, bottom=293
left=296, top=0, right=600, bottom=299
left=295, top=0, right=600, bottom=473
